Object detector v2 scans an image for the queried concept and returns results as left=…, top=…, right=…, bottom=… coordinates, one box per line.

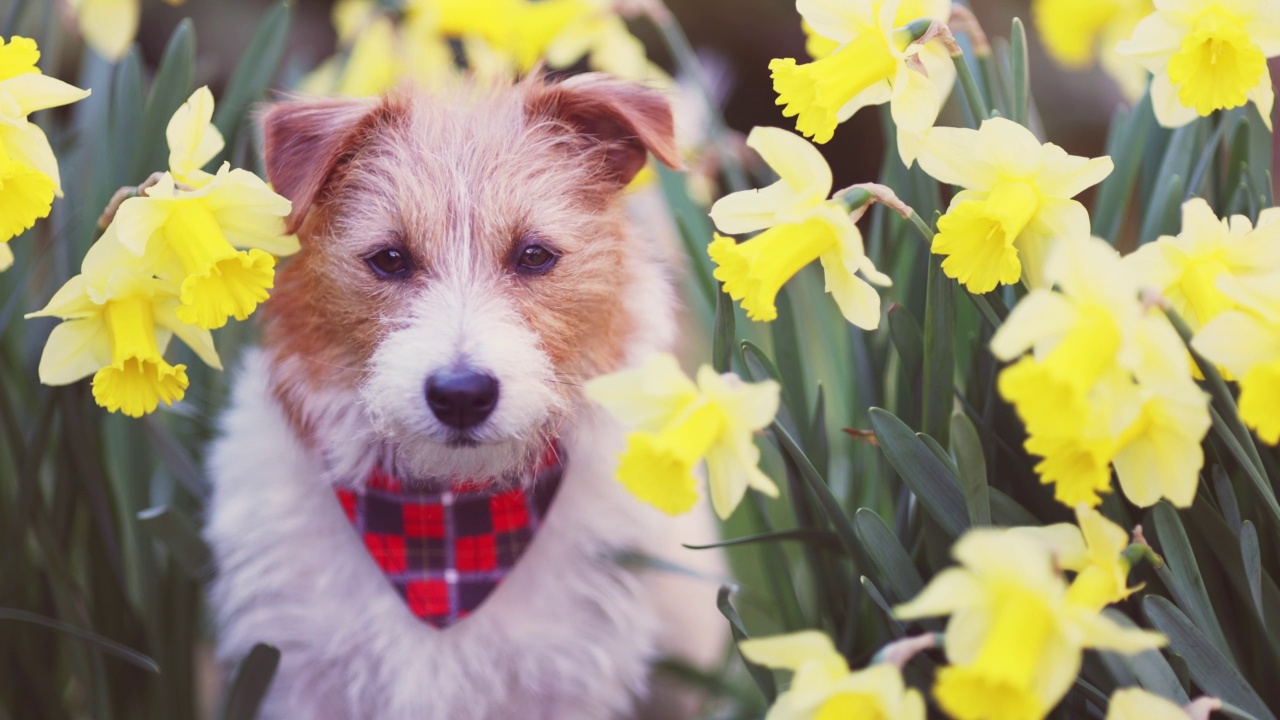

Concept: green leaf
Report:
left=1098, top=611, right=1190, bottom=703
left=1093, top=90, right=1155, bottom=242
left=1139, top=120, right=1198, bottom=244
left=1212, top=464, right=1243, bottom=533
left=950, top=411, right=990, bottom=526
left=682, top=528, right=843, bottom=553
left=219, top=643, right=281, bottom=720
left=868, top=408, right=969, bottom=537
left=1009, top=18, right=1030, bottom=126
left=740, top=340, right=782, bottom=384
left=711, top=284, right=736, bottom=374
left=859, top=576, right=905, bottom=638
left=1142, top=596, right=1273, bottom=720
left=136, top=506, right=213, bottom=580
left=657, top=165, right=717, bottom=311
left=888, top=303, right=924, bottom=386
left=769, top=421, right=859, bottom=559
left=0, top=608, right=159, bottom=674
left=921, top=256, right=954, bottom=448
left=1241, top=520, right=1264, bottom=629
left=853, top=508, right=924, bottom=604
left=212, top=2, right=292, bottom=145
left=132, top=19, right=196, bottom=179
left=1151, top=502, right=1232, bottom=661
left=110, top=48, right=144, bottom=187
left=717, top=586, right=777, bottom=703
left=988, top=487, right=1038, bottom=526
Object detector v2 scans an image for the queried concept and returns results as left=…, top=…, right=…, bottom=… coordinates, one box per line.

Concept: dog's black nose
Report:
left=425, top=369, right=499, bottom=429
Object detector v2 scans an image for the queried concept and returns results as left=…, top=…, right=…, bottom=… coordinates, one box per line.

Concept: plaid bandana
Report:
left=335, top=444, right=564, bottom=628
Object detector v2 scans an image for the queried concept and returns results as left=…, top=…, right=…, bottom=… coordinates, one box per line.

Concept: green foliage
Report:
left=0, top=5, right=292, bottom=718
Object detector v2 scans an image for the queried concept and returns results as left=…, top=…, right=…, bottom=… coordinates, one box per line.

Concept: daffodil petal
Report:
left=916, top=125, right=1001, bottom=189
left=1193, top=310, right=1280, bottom=376
left=1036, top=147, right=1114, bottom=199
left=37, top=317, right=111, bottom=385
left=738, top=630, right=845, bottom=673
left=990, top=289, right=1078, bottom=360
left=894, top=567, right=982, bottom=619
left=820, top=248, right=882, bottom=330
left=1150, top=71, right=1200, bottom=128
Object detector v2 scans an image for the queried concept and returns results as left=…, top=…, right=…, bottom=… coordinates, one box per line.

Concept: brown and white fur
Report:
left=203, top=75, right=724, bottom=719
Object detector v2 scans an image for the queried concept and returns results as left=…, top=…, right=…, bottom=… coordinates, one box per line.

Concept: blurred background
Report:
left=122, top=0, right=1133, bottom=186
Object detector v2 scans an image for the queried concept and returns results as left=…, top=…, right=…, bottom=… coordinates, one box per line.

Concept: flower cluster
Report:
left=28, top=88, right=295, bottom=417
left=895, top=508, right=1165, bottom=720
left=708, top=126, right=891, bottom=329
left=770, top=0, right=955, bottom=164
left=0, top=37, right=90, bottom=271
left=585, top=353, right=780, bottom=519
left=992, top=236, right=1210, bottom=508
left=303, top=0, right=663, bottom=97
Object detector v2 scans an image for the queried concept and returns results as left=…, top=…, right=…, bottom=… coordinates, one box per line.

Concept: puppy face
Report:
left=259, top=76, right=679, bottom=481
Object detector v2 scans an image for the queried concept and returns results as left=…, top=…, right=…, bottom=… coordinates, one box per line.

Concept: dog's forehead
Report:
left=333, top=88, right=606, bottom=260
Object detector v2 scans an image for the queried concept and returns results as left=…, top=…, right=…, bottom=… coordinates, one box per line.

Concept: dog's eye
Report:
left=515, top=244, right=558, bottom=275
left=366, top=248, right=411, bottom=278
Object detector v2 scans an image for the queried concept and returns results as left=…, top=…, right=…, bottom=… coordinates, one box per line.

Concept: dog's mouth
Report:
left=445, top=433, right=481, bottom=448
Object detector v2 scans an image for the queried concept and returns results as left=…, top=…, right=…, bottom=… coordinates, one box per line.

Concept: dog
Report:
left=202, top=73, right=726, bottom=719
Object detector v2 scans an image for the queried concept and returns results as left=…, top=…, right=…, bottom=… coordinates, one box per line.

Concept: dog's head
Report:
left=258, top=75, right=680, bottom=481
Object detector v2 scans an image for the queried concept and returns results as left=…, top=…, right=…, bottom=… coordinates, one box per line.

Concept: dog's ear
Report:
left=260, top=97, right=383, bottom=233
left=526, top=74, right=682, bottom=187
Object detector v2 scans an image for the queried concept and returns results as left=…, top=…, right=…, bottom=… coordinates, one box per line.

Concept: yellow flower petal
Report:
left=1106, top=687, right=1189, bottom=720
left=1240, top=359, right=1280, bottom=445
left=585, top=353, right=699, bottom=434
left=709, top=126, right=832, bottom=234
left=93, top=358, right=188, bottom=417
left=0, top=149, right=54, bottom=242
left=738, top=630, right=846, bottom=675
left=167, top=86, right=225, bottom=183
left=0, top=241, right=10, bottom=271
left=73, top=0, right=141, bottom=61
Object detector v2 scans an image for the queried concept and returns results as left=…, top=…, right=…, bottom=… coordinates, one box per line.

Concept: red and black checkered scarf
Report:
left=335, top=444, right=563, bottom=628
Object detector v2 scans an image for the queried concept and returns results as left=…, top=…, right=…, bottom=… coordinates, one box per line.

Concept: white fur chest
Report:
left=204, top=350, right=665, bottom=720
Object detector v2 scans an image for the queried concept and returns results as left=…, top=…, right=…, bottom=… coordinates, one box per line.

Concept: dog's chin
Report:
left=385, top=424, right=557, bottom=485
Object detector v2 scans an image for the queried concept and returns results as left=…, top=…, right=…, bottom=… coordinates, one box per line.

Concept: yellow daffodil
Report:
left=738, top=631, right=925, bottom=720
left=1126, top=199, right=1280, bottom=331
left=992, top=236, right=1209, bottom=507
left=1033, top=0, right=1153, bottom=101
left=895, top=529, right=1165, bottom=720
left=545, top=0, right=667, bottom=82
left=68, top=0, right=186, bottom=61
left=0, top=242, right=11, bottom=270
left=301, top=0, right=456, bottom=96
left=771, top=0, right=955, bottom=164
left=113, top=169, right=295, bottom=330
left=0, top=37, right=90, bottom=248
left=1107, top=687, right=1191, bottom=719
left=585, top=353, right=780, bottom=519
left=917, top=117, right=1114, bottom=293
left=708, top=126, right=891, bottom=329
left=1119, top=0, right=1280, bottom=128
left=26, top=230, right=220, bottom=417
left=1193, top=302, right=1280, bottom=445
left=1014, top=506, right=1138, bottom=610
